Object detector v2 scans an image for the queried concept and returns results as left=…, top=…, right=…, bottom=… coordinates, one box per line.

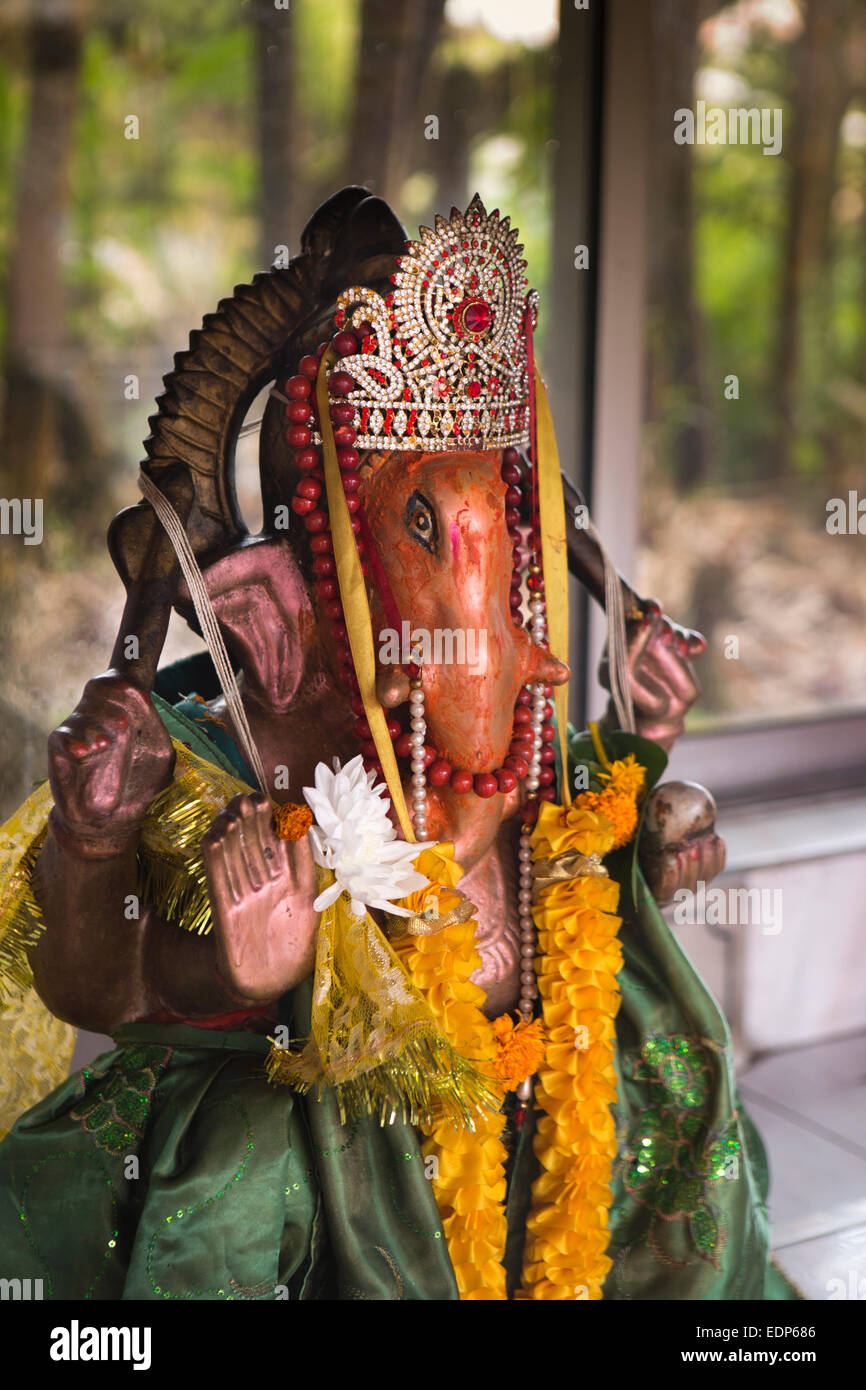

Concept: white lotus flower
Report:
left=303, top=755, right=432, bottom=918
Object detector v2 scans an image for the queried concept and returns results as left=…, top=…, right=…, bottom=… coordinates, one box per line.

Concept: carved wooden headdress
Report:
left=109, top=186, right=407, bottom=586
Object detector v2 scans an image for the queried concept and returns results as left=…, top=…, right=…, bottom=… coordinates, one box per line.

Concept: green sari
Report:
left=0, top=675, right=798, bottom=1300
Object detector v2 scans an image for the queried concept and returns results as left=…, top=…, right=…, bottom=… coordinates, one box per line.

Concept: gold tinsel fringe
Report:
left=136, top=741, right=254, bottom=936
left=0, top=829, right=46, bottom=1005
left=265, top=1025, right=502, bottom=1129
left=0, top=740, right=252, bottom=1011
left=136, top=852, right=212, bottom=938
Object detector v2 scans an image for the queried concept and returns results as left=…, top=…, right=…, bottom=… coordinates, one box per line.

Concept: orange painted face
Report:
left=361, top=450, right=568, bottom=847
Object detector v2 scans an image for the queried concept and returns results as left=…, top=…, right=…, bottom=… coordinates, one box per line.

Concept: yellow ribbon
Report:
left=317, top=355, right=570, bottom=822
left=534, top=366, right=571, bottom=807
left=316, top=351, right=414, bottom=840
left=589, top=719, right=613, bottom=771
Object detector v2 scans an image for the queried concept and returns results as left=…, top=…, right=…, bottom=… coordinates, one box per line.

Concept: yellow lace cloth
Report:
left=265, top=861, right=501, bottom=1127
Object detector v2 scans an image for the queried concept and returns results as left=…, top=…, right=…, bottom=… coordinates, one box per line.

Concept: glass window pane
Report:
left=638, top=0, right=866, bottom=729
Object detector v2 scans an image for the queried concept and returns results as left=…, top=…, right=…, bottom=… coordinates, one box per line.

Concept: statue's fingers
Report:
left=700, top=832, right=726, bottom=882
left=232, top=796, right=268, bottom=892
left=666, top=622, right=706, bottom=660
left=644, top=850, right=683, bottom=907
left=286, top=833, right=316, bottom=897
left=651, top=617, right=693, bottom=659
left=648, top=616, right=702, bottom=667
left=48, top=721, right=132, bottom=819
left=670, top=845, right=697, bottom=900
left=251, top=796, right=288, bottom=882
left=203, top=803, right=251, bottom=893
left=203, top=834, right=242, bottom=908
left=76, top=674, right=165, bottom=735
left=50, top=717, right=112, bottom=761
left=625, top=666, right=670, bottom=717
left=625, top=612, right=661, bottom=669
left=640, top=634, right=701, bottom=705
left=47, top=728, right=87, bottom=788
left=80, top=757, right=132, bottom=821
left=220, top=816, right=252, bottom=903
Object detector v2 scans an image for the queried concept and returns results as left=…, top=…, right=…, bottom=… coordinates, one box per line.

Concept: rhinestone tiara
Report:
left=319, top=194, right=537, bottom=453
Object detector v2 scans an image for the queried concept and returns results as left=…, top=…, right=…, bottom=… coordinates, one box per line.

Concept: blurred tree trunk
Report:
left=343, top=0, right=445, bottom=205
left=774, top=0, right=852, bottom=478
left=427, top=56, right=517, bottom=217
left=647, top=4, right=705, bottom=491
left=0, top=0, right=88, bottom=508
left=249, top=0, right=296, bottom=268
left=427, top=63, right=474, bottom=215
left=646, top=0, right=716, bottom=493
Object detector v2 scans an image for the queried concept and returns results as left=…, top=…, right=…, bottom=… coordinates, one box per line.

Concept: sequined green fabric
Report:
left=622, top=1034, right=740, bottom=1265
left=71, top=1044, right=172, bottom=1155
left=0, top=1014, right=459, bottom=1300
left=604, top=864, right=792, bottom=1299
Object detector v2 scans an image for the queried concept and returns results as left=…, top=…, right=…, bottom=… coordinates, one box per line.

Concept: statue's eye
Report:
left=405, top=491, right=437, bottom=554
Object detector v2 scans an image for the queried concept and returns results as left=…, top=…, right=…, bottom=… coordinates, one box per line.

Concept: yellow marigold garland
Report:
left=390, top=739, right=644, bottom=1300
left=393, top=844, right=511, bottom=1300
left=519, top=801, right=624, bottom=1300
left=602, top=753, right=647, bottom=799
left=393, top=813, right=627, bottom=1301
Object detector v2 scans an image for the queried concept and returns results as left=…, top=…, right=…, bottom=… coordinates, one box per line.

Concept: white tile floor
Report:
left=739, top=1032, right=866, bottom=1300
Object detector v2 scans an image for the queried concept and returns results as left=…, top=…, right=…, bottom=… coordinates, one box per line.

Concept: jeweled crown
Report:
left=321, top=195, right=536, bottom=453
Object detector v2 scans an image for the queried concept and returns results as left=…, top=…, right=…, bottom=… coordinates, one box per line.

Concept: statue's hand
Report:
left=638, top=780, right=726, bottom=907
left=47, top=670, right=175, bottom=854
left=203, top=793, right=319, bottom=1003
left=600, top=605, right=706, bottom=751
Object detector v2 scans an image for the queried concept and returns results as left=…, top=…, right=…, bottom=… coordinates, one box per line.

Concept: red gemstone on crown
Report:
left=455, top=297, right=494, bottom=339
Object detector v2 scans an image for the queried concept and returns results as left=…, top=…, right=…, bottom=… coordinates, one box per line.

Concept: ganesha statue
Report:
left=0, top=190, right=796, bottom=1301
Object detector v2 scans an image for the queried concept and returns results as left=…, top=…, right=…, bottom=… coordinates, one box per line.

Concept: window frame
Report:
left=575, top=0, right=866, bottom=809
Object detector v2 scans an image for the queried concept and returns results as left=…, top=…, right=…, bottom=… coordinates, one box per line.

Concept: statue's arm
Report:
left=597, top=609, right=727, bottom=905
left=28, top=671, right=318, bottom=1032
left=598, top=604, right=706, bottom=752
left=29, top=821, right=244, bottom=1032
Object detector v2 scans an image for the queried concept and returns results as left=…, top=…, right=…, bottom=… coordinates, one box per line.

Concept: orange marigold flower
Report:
left=574, top=787, right=638, bottom=849
left=272, top=802, right=313, bottom=842
left=601, top=753, right=646, bottom=800
left=491, top=1014, right=546, bottom=1091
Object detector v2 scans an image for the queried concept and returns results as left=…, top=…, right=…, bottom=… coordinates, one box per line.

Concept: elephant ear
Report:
left=108, top=186, right=407, bottom=595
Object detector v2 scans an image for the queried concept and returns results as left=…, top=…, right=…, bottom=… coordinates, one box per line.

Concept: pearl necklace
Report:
left=408, top=583, right=549, bottom=1027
